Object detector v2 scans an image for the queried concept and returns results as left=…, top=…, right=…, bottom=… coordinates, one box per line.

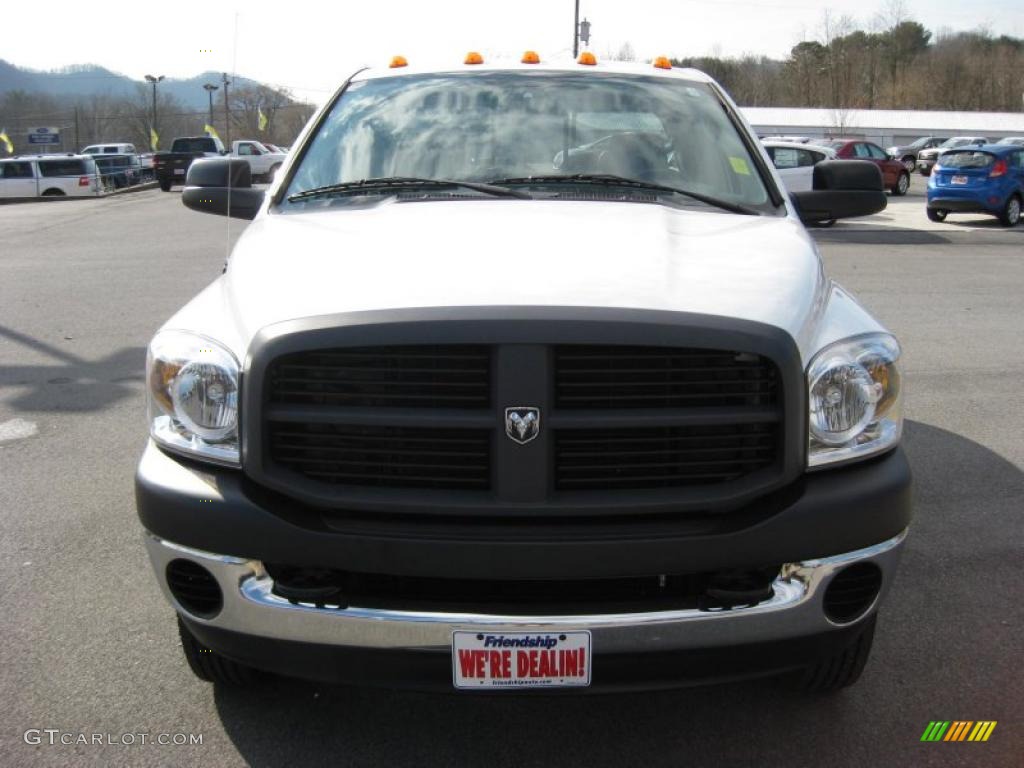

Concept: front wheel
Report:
left=159, top=179, right=172, bottom=192
left=892, top=172, right=910, bottom=196
left=796, top=614, right=877, bottom=693
left=926, top=208, right=947, bottom=222
left=918, top=166, right=931, bottom=177
left=999, top=195, right=1021, bottom=227
left=901, top=156, right=916, bottom=173
left=177, top=616, right=256, bottom=685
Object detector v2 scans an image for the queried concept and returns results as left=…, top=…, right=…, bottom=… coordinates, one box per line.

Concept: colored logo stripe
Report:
left=921, top=721, right=996, bottom=742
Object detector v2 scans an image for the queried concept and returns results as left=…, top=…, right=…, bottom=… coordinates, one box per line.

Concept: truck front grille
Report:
left=251, top=316, right=799, bottom=514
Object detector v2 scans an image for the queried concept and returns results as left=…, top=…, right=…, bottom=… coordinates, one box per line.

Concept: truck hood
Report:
left=217, top=199, right=827, bottom=354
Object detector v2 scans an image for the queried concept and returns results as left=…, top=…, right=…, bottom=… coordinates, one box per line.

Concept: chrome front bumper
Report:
left=144, top=530, right=907, bottom=653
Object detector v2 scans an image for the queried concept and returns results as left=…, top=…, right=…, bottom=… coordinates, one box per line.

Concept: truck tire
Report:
left=796, top=614, right=876, bottom=693
left=177, top=616, right=256, bottom=685
left=159, top=179, right=172, bottom=192
left=901, top=156, right=915, bottom=173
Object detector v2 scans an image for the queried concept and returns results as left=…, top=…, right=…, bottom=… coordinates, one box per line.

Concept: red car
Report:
left=820, top=139, right=911, bottom=196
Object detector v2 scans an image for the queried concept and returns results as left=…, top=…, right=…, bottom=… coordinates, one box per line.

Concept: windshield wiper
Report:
left=287, top=176, right=531, bottom=202
left=489, top=174, right=759, bottom=215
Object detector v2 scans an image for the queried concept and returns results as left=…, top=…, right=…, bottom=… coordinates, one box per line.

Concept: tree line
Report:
left=669, top=14, right=1023, bottom=112
left=1, top=82, right=316, bottom=155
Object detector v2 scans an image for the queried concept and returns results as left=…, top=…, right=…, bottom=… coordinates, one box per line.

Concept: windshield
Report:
left=908, top=137, right=931, bottom=149
left=937, top=151, right=994, bottom=169
left=285, top=72, right=773, bottom=210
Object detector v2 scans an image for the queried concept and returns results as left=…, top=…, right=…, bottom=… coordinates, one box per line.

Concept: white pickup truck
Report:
left=230, top=140, right=286, bottom=182
left=138, top=54, right=911, bottom=695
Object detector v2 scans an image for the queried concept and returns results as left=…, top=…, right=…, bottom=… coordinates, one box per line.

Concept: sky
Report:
left=5, top=0, right=1023, bottom=105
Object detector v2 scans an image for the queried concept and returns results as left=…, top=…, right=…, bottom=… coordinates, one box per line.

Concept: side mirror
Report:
left=182, top=158, right=265, bottom=220
left=220, top=149, right=229, bottom=156
left=790, top=160, right=887, bottom=224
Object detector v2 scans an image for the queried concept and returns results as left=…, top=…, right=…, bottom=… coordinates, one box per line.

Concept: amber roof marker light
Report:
left=577, top=51, right=597, bottom=65
left=522, top=50, right=541, bottom=64
left=465, top=51, right=484, bottom=65
left=389, top=56, right=408, bottom=68
left=653, top=56, right=673, bottom=70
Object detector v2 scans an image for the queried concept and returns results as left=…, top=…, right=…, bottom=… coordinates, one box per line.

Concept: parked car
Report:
left=82, top=143, right=137, bottom=155
left=926, top=144, right=1024, bottom=226
left=763, top=140, right=837, bottom=193
left=821, top=139, right=910, bottom=195
left=0, top=154, right=102, bottom=197
left=94, top=153, right=142, bottom=189
left=995, top=137, right=1024, bottom=147
left=885, top=137, right=946, bottom=173
left=153, top=136, right=225, bottom=191
left=230, top=140, right=287, bottom=182
left=916, top=137, right=987, bottom=176
left=138, top=55, right=904, bottom=695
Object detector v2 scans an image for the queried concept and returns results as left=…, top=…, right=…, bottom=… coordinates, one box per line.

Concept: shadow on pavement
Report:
left=0, top=324, right=144, bottom=413
left=208, top=420, right=1023, bottom=768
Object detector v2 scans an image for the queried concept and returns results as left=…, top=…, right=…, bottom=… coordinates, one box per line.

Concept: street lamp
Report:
left=203, top=83, right=219, bottom=128
left=144, top=74, right=164, bottom=141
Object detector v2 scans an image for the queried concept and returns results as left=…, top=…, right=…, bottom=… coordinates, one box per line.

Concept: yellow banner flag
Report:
left=204, top=124, right=221, bottom=141
left=0, top=129, right=13, bottom=154
left=150, top=127, right=159, bottom=151
left=257, top=107, right=268, bottom=132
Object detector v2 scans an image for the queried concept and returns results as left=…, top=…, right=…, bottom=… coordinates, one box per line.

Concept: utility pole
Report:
left=222, top=73, right=232, bottom=148
left=573, top=0, right=580, bottom=58
left=203, top=83, right=219, bottom=128
left=144, top=74, right=164, bottom=144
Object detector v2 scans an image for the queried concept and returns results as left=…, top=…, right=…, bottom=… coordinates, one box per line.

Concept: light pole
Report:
left=203, top=83, right=219, bottom=128
left=221, top=72, right=232, bottom=148
left=144, top=74, right=164, bottom=143
left=572, top=2, right=591, bottom=57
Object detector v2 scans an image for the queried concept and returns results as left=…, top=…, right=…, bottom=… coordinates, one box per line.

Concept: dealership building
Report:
left=741, top=107, right=1024, bottom=146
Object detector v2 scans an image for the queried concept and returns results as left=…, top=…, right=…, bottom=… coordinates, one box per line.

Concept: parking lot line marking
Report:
left=0, top=418, right=38, bottom=443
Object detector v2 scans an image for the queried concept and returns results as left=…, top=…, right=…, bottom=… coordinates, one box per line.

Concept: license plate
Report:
left=174, top=168, right=185, bottom=175
left=452, top=630, right=591, bottom=689
left=951, top=175, right=968, bottom=185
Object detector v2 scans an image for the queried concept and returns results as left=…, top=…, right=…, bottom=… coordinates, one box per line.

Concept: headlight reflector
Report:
left=147, top=331, right=240, bottom=465
left=807, top=334, right=901, bottom=468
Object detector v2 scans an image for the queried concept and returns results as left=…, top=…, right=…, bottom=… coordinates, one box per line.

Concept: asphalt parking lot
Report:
left=1, top=188, right=1021, bottom=767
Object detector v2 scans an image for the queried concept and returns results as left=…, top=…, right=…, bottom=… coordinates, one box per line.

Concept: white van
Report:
left=0, top=155, right=103, bottom=198
left=82, top=143, right=137, bottom=155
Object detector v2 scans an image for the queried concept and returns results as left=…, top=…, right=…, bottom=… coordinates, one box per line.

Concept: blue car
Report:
left=927, top=144, right=1024, bottom=226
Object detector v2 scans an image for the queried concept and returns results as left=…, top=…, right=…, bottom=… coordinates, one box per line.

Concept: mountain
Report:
left=0, top=60, right=266, bottom=108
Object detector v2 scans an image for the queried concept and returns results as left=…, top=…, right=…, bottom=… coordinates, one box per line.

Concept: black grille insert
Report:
left=555, top=423, right=778, bottom=490
left=269, top=345, right=490, bottom=408
left=265, top=563, right=782, bottom=615
left=269, top=422, right=491, bottom=490
left=555, top=345, right=778, bottom=409
left=166, top=559, right=223, bottom=618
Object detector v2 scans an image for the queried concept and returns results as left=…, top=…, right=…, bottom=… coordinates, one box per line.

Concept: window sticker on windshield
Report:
left=729, top=156, right=751, bottom=175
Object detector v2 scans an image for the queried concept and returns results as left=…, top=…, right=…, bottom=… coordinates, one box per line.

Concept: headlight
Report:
left=147, top=330, right=240, bottom=466
left=807, top=334, right=902, bottom=469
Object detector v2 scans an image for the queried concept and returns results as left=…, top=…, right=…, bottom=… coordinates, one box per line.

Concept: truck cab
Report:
left=153, top=136, right=226, bottom=191
left=137, top=53, right=908, bottom=694
left=231, top=140, right=287, bottom=182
